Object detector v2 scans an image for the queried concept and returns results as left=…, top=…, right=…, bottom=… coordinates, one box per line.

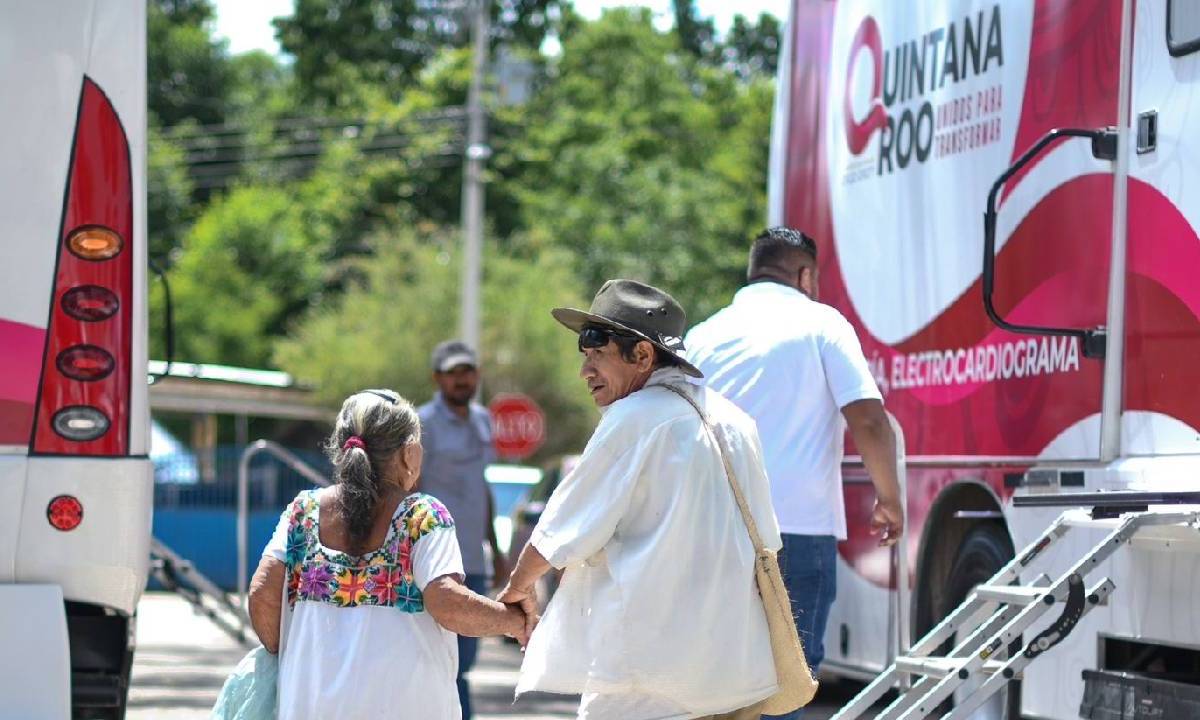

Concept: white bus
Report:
left=0, top=2, right=150, bottom=717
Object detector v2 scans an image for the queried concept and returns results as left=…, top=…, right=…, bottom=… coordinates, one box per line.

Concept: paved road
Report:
left=128, top=592, right=868, bottom=719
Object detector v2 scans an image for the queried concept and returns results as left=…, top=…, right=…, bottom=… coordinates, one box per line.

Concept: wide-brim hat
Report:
left=551, top=279, right=703, bottom=378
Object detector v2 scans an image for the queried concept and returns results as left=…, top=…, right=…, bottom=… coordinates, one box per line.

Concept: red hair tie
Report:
left=342, top=436, right=366, bottom=451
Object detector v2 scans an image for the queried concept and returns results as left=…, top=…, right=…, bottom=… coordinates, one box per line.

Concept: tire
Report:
left=67, top=603, right=134, bottom=720
left=938, top=523, right=1022, bottom=720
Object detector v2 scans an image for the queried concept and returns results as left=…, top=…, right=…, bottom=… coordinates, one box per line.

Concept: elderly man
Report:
left=499, top=279, right=783, bottom=720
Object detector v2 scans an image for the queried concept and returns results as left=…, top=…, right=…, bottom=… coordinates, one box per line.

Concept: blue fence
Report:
left=153, top=508, right=281, bottom=590
left=152, top=445, right=331, bottom=591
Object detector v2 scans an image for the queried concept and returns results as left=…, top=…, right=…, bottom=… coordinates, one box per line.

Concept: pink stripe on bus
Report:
left=0, top=318, right=45, bottom=404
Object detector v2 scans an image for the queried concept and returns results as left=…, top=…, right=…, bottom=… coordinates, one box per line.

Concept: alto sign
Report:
left=488, top=393, right=545, bottom=460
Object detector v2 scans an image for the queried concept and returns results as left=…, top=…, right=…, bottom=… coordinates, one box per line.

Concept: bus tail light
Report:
left=67, top=226, right=123, bottom=261
left=61, top=285, right=120, bottom=322
left=31, top=76, right=133, bottom=456
left=47, top=495, right=85, bottom=531
left=56, top=345, right=115, bottom=382
left=51, top=407, right=111, bottom=442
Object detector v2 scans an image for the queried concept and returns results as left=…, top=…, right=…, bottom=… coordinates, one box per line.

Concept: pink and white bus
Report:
left=770, top=1, right=1200, bottom=717
left=1, top=2, right=150, bottom=717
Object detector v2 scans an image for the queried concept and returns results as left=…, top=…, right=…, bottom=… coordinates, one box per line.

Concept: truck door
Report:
left=1121, top=0, right=1200, bottom=459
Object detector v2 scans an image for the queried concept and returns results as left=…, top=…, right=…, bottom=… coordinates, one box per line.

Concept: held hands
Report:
left=870, top=497, right=904, bottom=548
left=497, top=582, right=540, bottom=650
left=501, top=603, right=533, bottom=648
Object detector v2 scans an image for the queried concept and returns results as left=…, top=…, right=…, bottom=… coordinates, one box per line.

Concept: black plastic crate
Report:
left=1080, top=669, right=1200, bottom=719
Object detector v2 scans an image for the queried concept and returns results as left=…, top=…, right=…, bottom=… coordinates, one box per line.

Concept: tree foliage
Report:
left=274, top=226, right=596, bottom=461
left=148, top=0, right=231, bottom=127
left=150, top=141, right=382, bottom=366
left=149, top=1, right=783, bottom=453
left=147, top=124, right=195, bottom=268
left=672, top=0, right=781, bottom=80
left=510, top=8, right=774, bottom=321
left=148, top=1, right=296, bottom=273
left=151, top=185, right=318, bottom=367
left=720, top=13, right=782, bottom=80
left=672, top=0, right=717, bottom=60
left=275, top=0, right=564, bottom=112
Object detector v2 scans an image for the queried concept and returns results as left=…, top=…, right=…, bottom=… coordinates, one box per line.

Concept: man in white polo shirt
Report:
left=685, top=227, right=903, bottom=720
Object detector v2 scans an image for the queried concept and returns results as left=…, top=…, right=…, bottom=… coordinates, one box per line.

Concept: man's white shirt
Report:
left=685, top=282, right=882, bottom=540
left=518, top=368, right=782, bottom=718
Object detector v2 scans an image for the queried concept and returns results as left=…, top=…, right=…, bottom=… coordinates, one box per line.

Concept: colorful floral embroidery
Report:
left=365, top=565, right=403, bottom=606
left=332, top=568, right=370, bottom=607
left=285, top=565, right=302, bottom=605
left=406, top=499, right=454, bottom=541
left=299, top=564, right=334, bottom=601
left=282, top=490, right=454, bottom=613
left=395, top=579, right=424, bottom=613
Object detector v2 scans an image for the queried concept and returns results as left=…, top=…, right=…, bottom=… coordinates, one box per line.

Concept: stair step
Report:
left=894, top=657, right=1013, bottom=680
left=974, top=584, right=1048, bottom=606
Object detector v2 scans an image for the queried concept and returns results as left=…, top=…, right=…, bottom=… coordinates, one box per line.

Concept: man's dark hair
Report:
left=612, top=333, right=683, bottom=370
left=747, top=227, right=817, bottom=281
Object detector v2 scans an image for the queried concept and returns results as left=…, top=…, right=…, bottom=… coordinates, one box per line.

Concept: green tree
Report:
left=275, top=0, right=564, bottom=112
left=147, top=0, right=244, bottom=269
left=147, top=124, right=195, bottom=268
left=151, top=136, right=417, bottom=366
left=148, top=0, right=232, bottom=127
left=275, top=224, right=596, bottom=458
left=672, top=0, right=717, bottom=60
left=509, top=8, right=775, bottom=322
left=226, top=50, right=298, bottom=125
left=151, top=185, right=323, bottom=367
left=720, top=13, right=782, bottom=79
left=671, top=2, right=780, bottom=79
left=146, top=0, right=783, bottom=446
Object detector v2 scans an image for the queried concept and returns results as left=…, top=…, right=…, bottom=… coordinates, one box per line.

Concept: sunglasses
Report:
left=578, top=325, right=637, bottom=352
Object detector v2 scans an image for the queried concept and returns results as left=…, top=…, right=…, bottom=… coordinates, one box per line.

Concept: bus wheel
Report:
left=940, top=523, right=1021, bottom=720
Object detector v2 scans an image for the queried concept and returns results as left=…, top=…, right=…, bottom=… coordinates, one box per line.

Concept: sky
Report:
left=212, top=0, right=791, bottom=56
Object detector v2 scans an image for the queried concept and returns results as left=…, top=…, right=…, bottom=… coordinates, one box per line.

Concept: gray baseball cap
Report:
left=431, top=340, right=478, bottom=372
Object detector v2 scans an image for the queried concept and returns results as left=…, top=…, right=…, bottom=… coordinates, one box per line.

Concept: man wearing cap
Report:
left=418, top=340, right=506, bottom=720
left=685, top=227, right=903, bottom=720
left=498, top=279, right=783, bottom=720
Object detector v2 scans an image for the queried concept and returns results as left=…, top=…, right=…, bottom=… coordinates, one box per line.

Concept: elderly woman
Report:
left=248, top=389, right=528, bottom=719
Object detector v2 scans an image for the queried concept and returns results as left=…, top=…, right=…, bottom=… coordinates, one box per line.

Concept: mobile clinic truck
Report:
left=0, top=2, right=150, bottom=717
left=769, top=0, right=1200, bottom=717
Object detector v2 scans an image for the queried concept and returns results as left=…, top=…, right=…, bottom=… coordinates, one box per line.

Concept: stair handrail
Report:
left=237, top=440, right=331, bottom=612
left=151, top=536, right=253, bottom=645
left=886, top=412, right=912, bottom=667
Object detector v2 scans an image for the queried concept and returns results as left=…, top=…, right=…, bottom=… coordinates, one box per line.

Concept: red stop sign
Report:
left=489, top=393, right=546, bottom=460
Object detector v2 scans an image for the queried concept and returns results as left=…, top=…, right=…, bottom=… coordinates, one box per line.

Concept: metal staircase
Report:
left=149, top=439, right=331, bottom=647
left=832, top=498, right=1200, bottom=720
left=149, top=537, right=252, bottom=646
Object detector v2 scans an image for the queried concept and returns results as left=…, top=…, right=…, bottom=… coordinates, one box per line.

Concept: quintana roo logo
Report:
left=844, top=16, right=888, bottom=156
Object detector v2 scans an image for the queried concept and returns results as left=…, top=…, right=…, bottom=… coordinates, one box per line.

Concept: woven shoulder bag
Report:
left=661, top=384, right=818, bottom=715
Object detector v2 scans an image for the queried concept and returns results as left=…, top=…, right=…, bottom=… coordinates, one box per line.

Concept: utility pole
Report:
left=460, top=0, right=490, bottom=354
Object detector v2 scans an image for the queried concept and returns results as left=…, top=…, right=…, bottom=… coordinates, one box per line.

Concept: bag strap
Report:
left=658, top=384, right=769, bottom=556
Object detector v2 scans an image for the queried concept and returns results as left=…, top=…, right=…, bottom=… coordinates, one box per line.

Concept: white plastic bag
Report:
left=210, top=645, right=278, bottom=720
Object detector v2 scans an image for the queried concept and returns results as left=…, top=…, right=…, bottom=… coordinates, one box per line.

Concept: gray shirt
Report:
left=417, top=393, right=495, bottom=575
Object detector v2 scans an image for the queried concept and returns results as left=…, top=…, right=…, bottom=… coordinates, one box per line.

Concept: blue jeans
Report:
left=457, top=573, right=489, bottom=720
left=763, top=534, right=838, bottom=720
